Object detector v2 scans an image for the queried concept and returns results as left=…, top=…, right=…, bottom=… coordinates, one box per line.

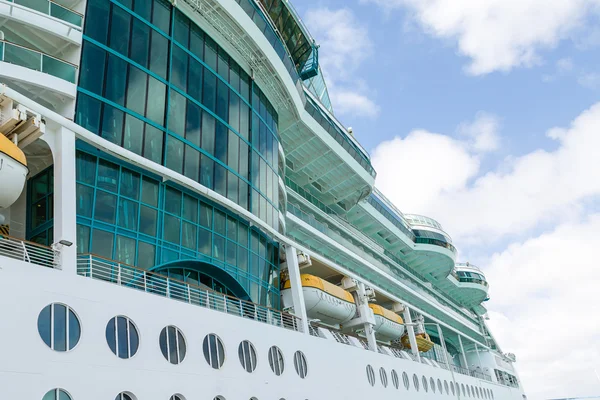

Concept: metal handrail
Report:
left=76, top=254, right=302, bottom=332
left=0, top=234, right=59, bottom=268
left=4, top=0, right=83, bottom=27
left=0, top=39, right=78, bottom=83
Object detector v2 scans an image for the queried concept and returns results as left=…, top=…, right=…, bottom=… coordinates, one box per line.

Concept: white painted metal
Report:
left=283, top=245, right=309, bottom=334
left=280, top=286, right=356, bottom=326
left=372, top=313, right=405, bottom=342
left=0, top=151, right=27, bottom=208
left=403, top=305, right=421, bottom=362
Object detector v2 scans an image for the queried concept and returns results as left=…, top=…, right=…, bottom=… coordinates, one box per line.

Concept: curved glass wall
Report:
left=75, top=149, right=280, bottom=307
left=76, top=0, right=283, bottom=232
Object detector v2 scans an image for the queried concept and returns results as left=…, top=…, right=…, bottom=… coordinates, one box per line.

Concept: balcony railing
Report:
left=76, top=254, right=303, bottom=332
left=4, top=0, right=83, bottom=27
left=414, top=237, right=457, bottom=253
left=451, top=271, right=489, bottom=287
left=0, top=234, right=59, bottom=268
left=0, top=40, right=77, bottom=83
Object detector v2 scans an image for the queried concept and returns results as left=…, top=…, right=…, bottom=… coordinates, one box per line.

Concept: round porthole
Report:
left=391, top=369, right=399, bottom=389
left=159, top=325, right=186, bottom=364
left=38, top=303, right=81, bottom=352
left=238, top=340, right=257, bottom=373
left=42, top=389, right=72, bottom=400
left=422, top=375, right=428, bottom=392
left=106, top=316, right=139, bottom=359
left=379, top=367, right=388, bottom=388
left=294, top=351, right=308, bottom=378
left=413, top=374, right=420, bottom=391
left=203, top=333, right=225, bottom=369
left=268, top=346, right=285, bottom=376
left=366, top=365, right=375, bottom=386
left=402, top=371, right=410, bottom=390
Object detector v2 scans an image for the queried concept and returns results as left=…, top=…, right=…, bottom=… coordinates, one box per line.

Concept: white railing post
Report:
left=143, top=271, right=147, bottom=292
left=239, top=299, right=243, bottom=317
left=88, top=254, right=93, bottom=278
left=166, top=279, right=170, bottom=298
left=224, top=294, right=228, bottom=313
left=117, top=263, right=122, bottom=285
left=187, top=284, right=191, bottom=303
left=21, top=241, right=30, bottom=262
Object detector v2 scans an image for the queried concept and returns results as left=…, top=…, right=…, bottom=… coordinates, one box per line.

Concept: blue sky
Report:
left=297, top=1, right=600, bottom=399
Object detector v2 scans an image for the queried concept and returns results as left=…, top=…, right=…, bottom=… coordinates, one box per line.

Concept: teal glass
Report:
left=77, top=0, right=283, bottom=233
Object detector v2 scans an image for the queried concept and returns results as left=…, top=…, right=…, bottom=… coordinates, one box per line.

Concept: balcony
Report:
left=0, top=40, right=77, bottom=83
left=4, top=0, right=82, bottom=26
left=0, top=234, right=58, bottom=268
left=445, top=264, right=490, bottom=307
left=0, top=40, right=77, bottom=110
left=76, top=254, right=303, bottom=332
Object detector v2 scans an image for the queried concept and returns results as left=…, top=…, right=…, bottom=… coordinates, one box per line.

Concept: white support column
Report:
left=474, top=342, right=484, bottom=375
left=402, top=306, right=421, bottom=362
left=52, top=127, right=77, bottom=274
left=357, top=282, right=377, bottom=352
left=436, top=324, right=460, bottom=399
left=284, top=245, right=309, bottom=334
left=458, top=334, right=469, bottom=370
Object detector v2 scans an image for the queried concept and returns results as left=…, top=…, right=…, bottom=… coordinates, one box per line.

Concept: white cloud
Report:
left=329, top=88, right=380, bottom=118
left=364, top=0, right=600, bottom=75
left=304, top=8, right=379, bottom=117
left=557, top=57, right=575, bottom=73
left=373, top=102, right=600, bottom=244
left=577, top=71, right=600, bottom=88
left=484, top=215, right=600, bottom=399
left=372, top=129, right=480, bottom=213
left=458, top=112, right=501, bottom=152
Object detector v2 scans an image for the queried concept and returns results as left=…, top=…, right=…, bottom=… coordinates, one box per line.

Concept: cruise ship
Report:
left=0, top=0, right=527, bottom=399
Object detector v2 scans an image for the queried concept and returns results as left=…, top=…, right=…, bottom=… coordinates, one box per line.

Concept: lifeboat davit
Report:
left=368, top=304, right=405, bottom=342
left=281, top=274, right=356, bottom=325
left=0, top=134, right=27, bottom=209
left=401, top=332, right=435, bottom=352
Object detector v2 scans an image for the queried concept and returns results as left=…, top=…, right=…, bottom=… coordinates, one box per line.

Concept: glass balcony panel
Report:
left=14, top=0, right=48, bottom=14
left=50, top=2, right=83, bottom=26
left=3, top=43, right=42, bottom=71
left=43, top=55, right=76, bottom=83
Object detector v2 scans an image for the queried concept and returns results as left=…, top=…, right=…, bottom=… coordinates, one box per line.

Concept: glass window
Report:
left=185, top=101, right=201, bottom=146
left=94, top=191, right=117, bottom=224
left=216, top=80, right=229, bottom=121
left=136, top=240, right=155, bottom=269
left=201, top=111, right=215, bottom=155
left=146, top=76, right=166, bottom=125
left=174, top=9, right=190, bottom=47
left=84, top=0, right=109, bottom=43
left=116, top=234, right=136, bottom=264
left=188, top=57, right=203, bottom=101
left=238, top=340, right=257, bottom=373
left=118, top=199, right=138, bottom=231
left=184, top=145, right=200, bottom=182
left=268, top=346, right=284, bottom=376
left=366, top=365, right=375, bottom=386
left=115, top=393, right=134, bottom=400
left=171, top=45, right=188, bottom=91
left=164, top=214, right=181, bottom=244
left=168, top=89, right=186, bottom=136
left=76, top=93, right=102, bottom=135
left=166, top=136, right=184, bottom=174
left=106, top=315, right=139, bottom=358
left=293, top=351, right=307, bottom=378
left=37, top=303, right=81, bottom=351
left=109, top=6, right=131, bottom=56
left=152, top=0, right=171, bottom=33
left=204, top=37, right=217, bottom=71
left=126, top=66, right=147, bottom=116
left=203, top=333, right=225, bottom=369
left=130, top=18, right=151, bottom=67
left=202, top=68, right=217, bottom=112
left=143, top=125, right=164, bottom=164
left=123, top=114, right=144, bottom=155
left=380, top=367, right=388, bottom=388
left=159, top=325, right=186, bottom=364
left=79, top=42, right=106, bottom=96
left=42, top=389, right=72, bottom=400
left=92, top=228, right=114, bottom=259
left=101, top=104, right=124, bottom=145
left=149, top=29, right=169, bottom=79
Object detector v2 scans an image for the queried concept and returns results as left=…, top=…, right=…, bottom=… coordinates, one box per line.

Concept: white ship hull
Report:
left=0, top=256, right=525, bottom=400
